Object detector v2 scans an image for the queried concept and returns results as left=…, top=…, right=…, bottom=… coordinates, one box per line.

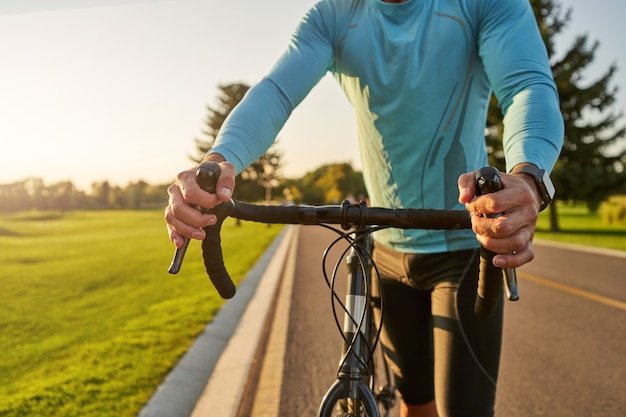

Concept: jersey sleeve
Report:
left=211, top=2, right=335, bottom=174
left=476, top=0, right=564, bottom=172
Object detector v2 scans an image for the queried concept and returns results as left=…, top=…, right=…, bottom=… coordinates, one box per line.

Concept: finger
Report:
left=164, top=202, right=209, bottom=243
left=466, top=172, right=535, bottom=216
left=474, top=221, right=534, bottom=253
left=493, top=243, right=535, bottom=268
left=457, top=171, right=477, bottom=204
left=166, top=222, right=188, bottom=248
left=176, top=170, right=221, bottom=209
left=216, top=162, right=236, bottom=202
left=465, top=191, right=509, bottom=217
left=163, top=205, right=184, bottom=248
left=471, top=211, right=517, bottom=239
left=166, top=184, right=216, bottom=234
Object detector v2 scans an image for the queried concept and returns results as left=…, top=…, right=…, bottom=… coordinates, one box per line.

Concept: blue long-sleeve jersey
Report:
left=211, top=0, right=564, bottom=253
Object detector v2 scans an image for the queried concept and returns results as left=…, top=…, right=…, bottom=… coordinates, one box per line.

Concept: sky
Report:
left=1, top=0, right=624, bottom=191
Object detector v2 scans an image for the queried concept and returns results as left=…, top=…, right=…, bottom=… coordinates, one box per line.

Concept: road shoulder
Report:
left=137, top=225, right=295, bottom=417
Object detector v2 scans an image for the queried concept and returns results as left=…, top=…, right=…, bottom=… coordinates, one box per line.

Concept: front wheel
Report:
left=317, top=380, right=379, bottom=417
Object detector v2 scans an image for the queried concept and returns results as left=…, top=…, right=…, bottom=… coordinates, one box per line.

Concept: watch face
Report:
left=539, top=169, right=555, bottom=200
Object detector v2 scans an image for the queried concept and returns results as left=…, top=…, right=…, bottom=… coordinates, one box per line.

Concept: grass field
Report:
left=535, top=202, right=626, bottom=251
left=0, top=210, right=282, bottom=417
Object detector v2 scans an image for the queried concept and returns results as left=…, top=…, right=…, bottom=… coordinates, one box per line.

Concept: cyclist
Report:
left=165, top=1, right=563, bottom=416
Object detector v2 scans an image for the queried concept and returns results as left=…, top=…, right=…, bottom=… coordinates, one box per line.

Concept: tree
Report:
left=91, top=181, right=111, bottom=209
left=0, top=177, right=168, bottom=212
left=124, top=180, right=148, bottom=209
left=191, top=83, right=283, bottom=202
left=49, top=181, right=77, bottom=211
left=0, top=180, right=32, bottom=211
left=285, top=163, right=367, bottom=205
left=485, top=0, right=626, bottom=231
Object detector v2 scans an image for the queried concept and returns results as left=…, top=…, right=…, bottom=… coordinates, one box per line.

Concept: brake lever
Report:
left=168, top=162, right=221, bottom=274
left=475, top=167, right=519, bottom=302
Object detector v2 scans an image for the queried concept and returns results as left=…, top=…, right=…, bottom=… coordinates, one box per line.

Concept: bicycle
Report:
left=168, top=162, right=519, bottom=417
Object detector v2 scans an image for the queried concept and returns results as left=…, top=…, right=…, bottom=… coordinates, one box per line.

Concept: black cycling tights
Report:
left=372, top=245, right=503, bottom=417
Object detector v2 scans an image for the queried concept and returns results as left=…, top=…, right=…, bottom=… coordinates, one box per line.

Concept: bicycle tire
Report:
left=317, top=379, right=379, bottom=417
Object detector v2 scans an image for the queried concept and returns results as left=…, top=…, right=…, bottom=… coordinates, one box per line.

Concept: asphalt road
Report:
left=246, top=226, right=626, bottom=416
left=497, top=242, right=626, bottom=416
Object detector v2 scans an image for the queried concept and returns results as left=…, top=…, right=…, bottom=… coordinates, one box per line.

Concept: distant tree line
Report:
left=0, top=162, right=368, bottom=213
left=0, top=178, right=170, bottom=212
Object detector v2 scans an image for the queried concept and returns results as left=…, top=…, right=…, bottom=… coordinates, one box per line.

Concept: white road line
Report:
left=250, top=226, right=300, bottom=417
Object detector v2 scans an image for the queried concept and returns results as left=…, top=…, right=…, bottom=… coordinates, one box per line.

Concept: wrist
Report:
left=204, top=152, right=226, bottom=164
left=509, top=163, right=555, bottom=212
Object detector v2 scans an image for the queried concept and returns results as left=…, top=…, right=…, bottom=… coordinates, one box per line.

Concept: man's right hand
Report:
left=164, top=154, right=236, bottom=248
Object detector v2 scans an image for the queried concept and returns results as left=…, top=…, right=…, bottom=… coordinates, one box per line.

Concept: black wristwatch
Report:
left=510, top=164, right=555, bottom=211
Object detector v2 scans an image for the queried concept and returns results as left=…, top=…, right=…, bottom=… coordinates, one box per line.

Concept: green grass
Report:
left=535, top=202, right=626, bottom=251
left=0, top=210, right=282, bottom=417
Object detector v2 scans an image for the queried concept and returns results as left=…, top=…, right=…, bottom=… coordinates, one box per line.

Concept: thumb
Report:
left=457, top=171, right=476, bottom=204
left=216, top=162, right=236, bottom=202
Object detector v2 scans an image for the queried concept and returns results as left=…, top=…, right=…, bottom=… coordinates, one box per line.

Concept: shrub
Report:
left=599, top=195, right=626, bottom=224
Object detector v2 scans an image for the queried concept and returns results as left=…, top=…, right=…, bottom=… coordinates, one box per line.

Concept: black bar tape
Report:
left=475, top=247, right=503, bottom=318
left=473, top=166, right=504, bottom=318
left=201, top=202, right=236, bottom=299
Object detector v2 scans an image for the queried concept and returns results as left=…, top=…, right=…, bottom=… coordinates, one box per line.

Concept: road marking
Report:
left=250, top=226, right=300, bottom=417
left=519, top=271, right=626, bottom=312
left=190, top=226, right=296, bottom=417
